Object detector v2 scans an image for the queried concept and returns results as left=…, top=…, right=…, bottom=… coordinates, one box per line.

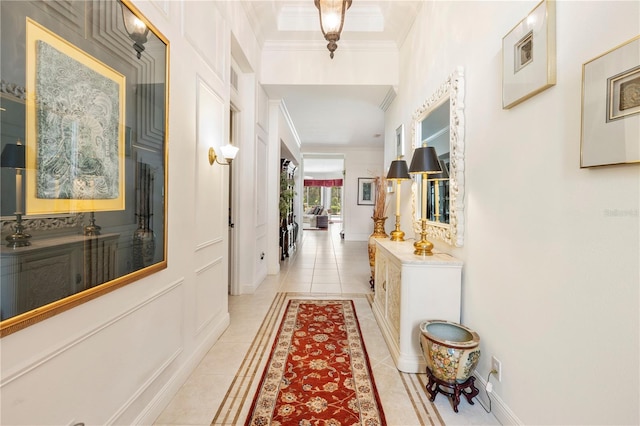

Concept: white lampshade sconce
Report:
left=209, top=144, right=239, bottom=166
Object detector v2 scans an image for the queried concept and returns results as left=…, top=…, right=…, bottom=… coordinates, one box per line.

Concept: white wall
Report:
left=0, top=1, right=265, bottom=424
left=389, top=1, right=639, bottom=424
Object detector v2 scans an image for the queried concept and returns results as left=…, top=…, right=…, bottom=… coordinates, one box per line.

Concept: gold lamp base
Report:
left=414, top=219, right=434, bottom=256
left=390, top=229, right=405, bottom=241
left=5, top=214, right=31, bottom=248
left=413, top=238, right=434, bottom=256
left=390, top=215, right=405, bottom=241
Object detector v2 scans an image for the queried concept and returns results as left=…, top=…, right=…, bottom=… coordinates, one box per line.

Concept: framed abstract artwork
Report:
left=25, top=18, right=126, bottom=214
left=1, top=0, right=168, bottom=337
left=357, top=177, right=375, bottom=205
left=581, top=35, right=640, bottom=168
left=502, top=0, right=556, bottom=109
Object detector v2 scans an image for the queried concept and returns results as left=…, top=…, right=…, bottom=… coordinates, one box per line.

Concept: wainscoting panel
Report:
left=183, top=1, right=227, bottom=84
left=195, top=77, right=225, bottom=248
left=257, top=85, right=269, bottom=132
left=0, top=281, right=184, bottom=425
left=194, top=256, right=225, bottom=334
left=256, top=135, right=268, bottom=226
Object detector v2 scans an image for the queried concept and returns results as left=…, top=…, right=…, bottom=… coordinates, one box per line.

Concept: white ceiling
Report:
left=243, top=1, right=422, bottom=174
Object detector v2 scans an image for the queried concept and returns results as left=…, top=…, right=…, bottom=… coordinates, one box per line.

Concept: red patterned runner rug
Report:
left=245, top=299, right=386, bottom=426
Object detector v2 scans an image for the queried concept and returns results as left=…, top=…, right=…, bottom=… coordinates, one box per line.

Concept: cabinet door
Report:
left=20, top=250, right=76, bottom=314
left=386, top=260, right=402, bottom=345
left=374, top=251, right=387, bottom=314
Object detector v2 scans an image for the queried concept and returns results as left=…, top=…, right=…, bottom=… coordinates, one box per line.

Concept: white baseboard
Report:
left=134, top=314, right=230, bottom=425
left=474, top=372, right=523, bottom=425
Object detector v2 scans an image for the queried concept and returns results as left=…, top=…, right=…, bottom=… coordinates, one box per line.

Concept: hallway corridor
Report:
left=154, top=224, right=499, bottom=425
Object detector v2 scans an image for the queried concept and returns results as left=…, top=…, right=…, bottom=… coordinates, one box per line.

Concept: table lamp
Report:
left=408, top=146, right=442, bottom=255
left=1, top=140, right=31, bottom=248
left=386, top=160, right=411, bottom=241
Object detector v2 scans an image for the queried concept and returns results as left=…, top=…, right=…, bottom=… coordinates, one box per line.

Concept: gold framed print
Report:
left=502, top=0, right=556, bottom=109
left=581, top=35, right=640, bottom=168
left=25, top=18, right=126, bottom=215
left=1, top=0, right=168, bottom=337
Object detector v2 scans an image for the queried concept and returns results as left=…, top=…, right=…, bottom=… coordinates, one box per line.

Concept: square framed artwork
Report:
left=396, top=124, right=404, bottom=158
left=502, top=0, right=556, bottom=109
left=357, top=177, right=375, bottom=205
left=25, top=18, right=126, bottom=214
left=581, top=35, right=640, bottom=168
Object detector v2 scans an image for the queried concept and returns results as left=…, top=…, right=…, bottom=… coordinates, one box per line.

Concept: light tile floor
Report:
left=154, top=224, right=500, bottom=425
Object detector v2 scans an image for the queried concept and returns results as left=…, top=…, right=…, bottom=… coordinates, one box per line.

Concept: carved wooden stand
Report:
left=425, top=367, right=479, bottom=413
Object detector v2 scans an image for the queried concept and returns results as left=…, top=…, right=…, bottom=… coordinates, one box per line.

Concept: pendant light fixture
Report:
left=314, top=0, right=352, bottom=59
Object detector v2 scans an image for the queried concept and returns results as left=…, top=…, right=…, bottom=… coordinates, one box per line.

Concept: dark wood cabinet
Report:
left=280, top=159, right=297, bottom=261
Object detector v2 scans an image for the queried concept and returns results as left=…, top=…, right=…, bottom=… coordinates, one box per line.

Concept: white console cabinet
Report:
left=372, top=239, right=463, bottom=373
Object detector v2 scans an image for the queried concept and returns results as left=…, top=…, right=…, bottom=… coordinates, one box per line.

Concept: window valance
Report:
left=304, top=179, right=343, bottom=187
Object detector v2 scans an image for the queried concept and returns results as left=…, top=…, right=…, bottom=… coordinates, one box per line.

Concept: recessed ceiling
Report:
left=302, top=157, right=344, bottom=177
left=264, top=84, right=390, bottom=147
left=244, top=1, right=422, bottom=169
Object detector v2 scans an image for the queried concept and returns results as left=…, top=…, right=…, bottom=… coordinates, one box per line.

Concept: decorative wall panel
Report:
left=195, top=77, right=225, bottom=248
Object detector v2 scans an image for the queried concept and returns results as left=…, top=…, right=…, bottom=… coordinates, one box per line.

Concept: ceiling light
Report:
left=314, top=0, right=352, bottom=59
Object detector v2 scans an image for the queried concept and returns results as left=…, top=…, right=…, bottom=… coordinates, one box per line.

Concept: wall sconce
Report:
left=386, top=160, right=411, bottom=242
left=208, top=143, right=239, bottom=166
left=121, top=2, right=149, bottom=59
left=408, top=146, right=442, bottom=256
left=314, top=0, right=352, bottom=59
left=1, top=140, right=31, bottom=248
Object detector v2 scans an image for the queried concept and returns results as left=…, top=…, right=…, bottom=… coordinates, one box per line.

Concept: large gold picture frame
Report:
left=25, top=18, right=126, bottom=215
left=0, top=0, right=168, bottom=337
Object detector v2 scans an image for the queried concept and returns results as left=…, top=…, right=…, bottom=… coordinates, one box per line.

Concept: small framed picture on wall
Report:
left=580, top=35, right=640, bottom=167
left=396, top=124, right=404, bottom=158
left=357, top=177, right=375, bottom=205
left=502, top=0, right=556, bottom=109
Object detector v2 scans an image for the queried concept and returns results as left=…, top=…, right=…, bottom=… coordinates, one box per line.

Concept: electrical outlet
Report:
left=491, top=355, right=502, bottom=382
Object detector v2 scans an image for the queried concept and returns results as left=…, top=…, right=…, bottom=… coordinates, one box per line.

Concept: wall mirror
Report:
left=411, top=67, right=465, bottom=247
left=0, top=0, right=168, bottom=336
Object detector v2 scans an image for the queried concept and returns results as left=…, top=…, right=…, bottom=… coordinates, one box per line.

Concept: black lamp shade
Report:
left=409, top=146, right=442, bottom=174
left=1, top=144, right=25, bottom=169
left=429, top=159, right=449, bottom=180
left=386, top=160, right=410, bottom=180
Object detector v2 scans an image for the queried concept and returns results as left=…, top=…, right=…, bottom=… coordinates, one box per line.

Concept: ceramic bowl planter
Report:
left=419, top=320, right=481, bottom=384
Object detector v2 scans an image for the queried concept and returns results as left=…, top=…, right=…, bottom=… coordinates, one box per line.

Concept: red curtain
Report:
left=303, top=179, right=343, bottom=187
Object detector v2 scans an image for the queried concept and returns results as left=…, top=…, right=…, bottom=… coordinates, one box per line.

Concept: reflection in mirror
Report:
left=427, top=159, right=450, bottom=224
left=411, top=67, right=465, bottom=247
left=421, top=101, right=450, bottom=224
left=0, top=0, right=168, bottom=336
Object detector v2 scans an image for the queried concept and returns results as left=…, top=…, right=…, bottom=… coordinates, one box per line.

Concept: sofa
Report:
left=303, top=206, right=329, bottom=228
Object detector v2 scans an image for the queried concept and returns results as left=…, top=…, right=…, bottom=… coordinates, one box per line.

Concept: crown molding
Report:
left=262, top=39, right=398, bottom=53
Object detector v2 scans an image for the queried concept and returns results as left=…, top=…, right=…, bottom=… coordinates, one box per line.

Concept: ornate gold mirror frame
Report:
left=0, top=0, right=169, bottom=336
left=411, top=67, right=465, bottom=247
